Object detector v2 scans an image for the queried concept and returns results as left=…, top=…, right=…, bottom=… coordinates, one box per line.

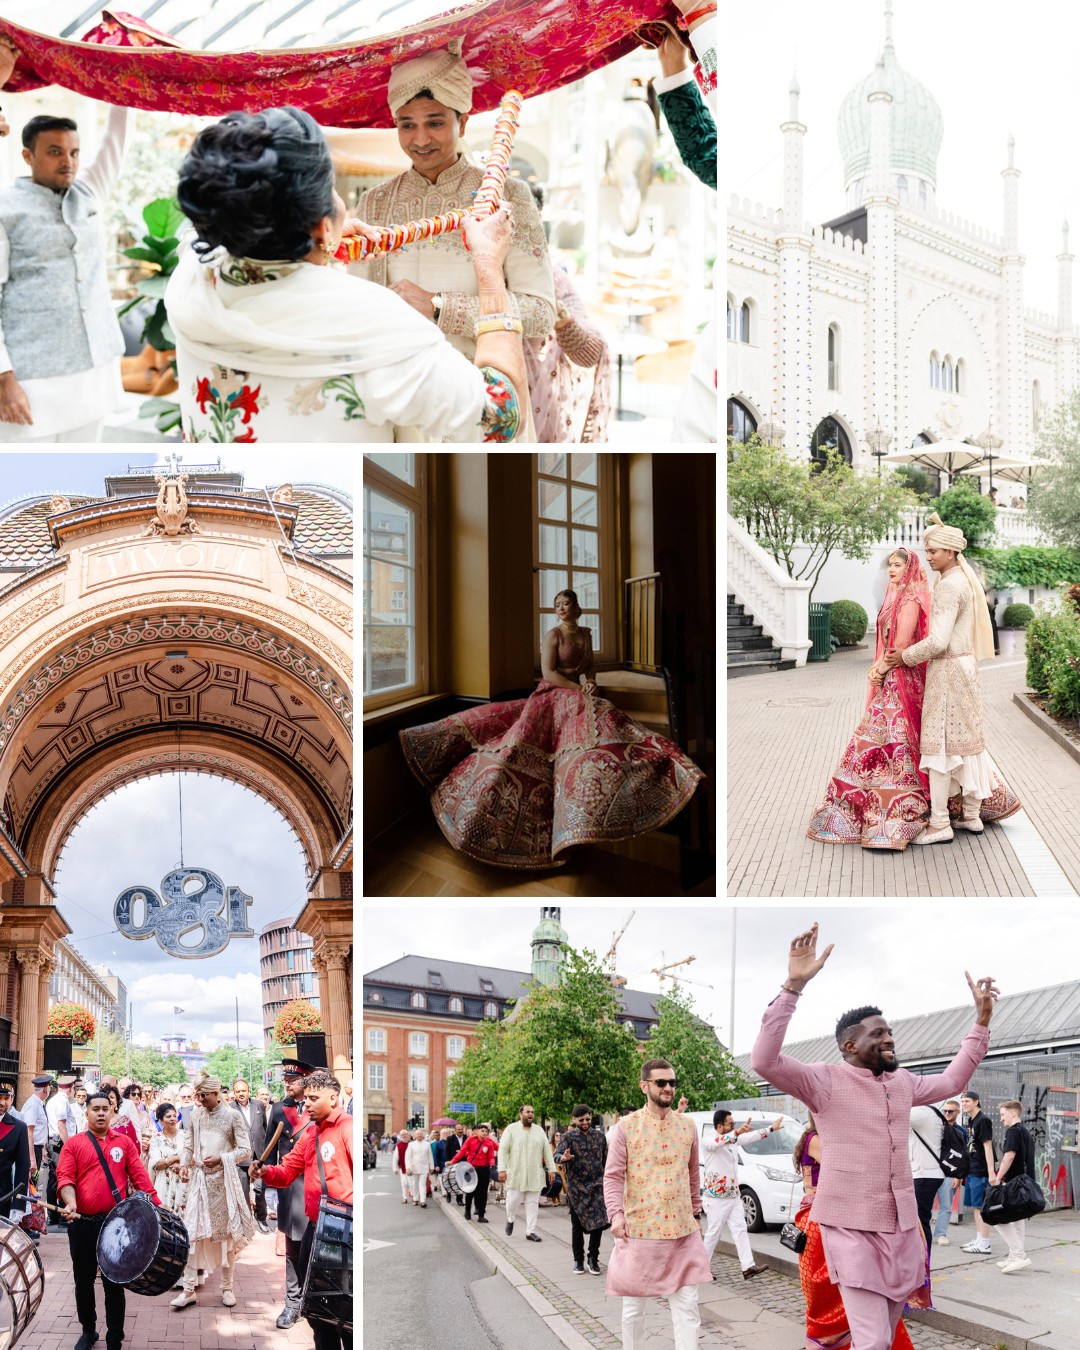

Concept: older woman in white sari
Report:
left=166, top=105, right=527, bottom=444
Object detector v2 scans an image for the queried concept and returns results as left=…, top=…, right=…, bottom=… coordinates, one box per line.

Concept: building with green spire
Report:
left=530, top=907, right=568, bottom=986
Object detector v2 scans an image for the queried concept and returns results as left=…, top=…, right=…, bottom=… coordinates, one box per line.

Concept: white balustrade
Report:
left=727, top=516, right=812, bottom=666
left=873, top=506, right=1043, bottom=550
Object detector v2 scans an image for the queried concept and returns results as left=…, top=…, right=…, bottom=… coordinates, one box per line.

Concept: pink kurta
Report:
left=751, top=991, right=989, bottom=1297
left=602, top=1108, right=713, bottom=1297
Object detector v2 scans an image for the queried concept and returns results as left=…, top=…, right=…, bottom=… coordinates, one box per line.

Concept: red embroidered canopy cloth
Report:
left=0, top=0, right=676, bottom=128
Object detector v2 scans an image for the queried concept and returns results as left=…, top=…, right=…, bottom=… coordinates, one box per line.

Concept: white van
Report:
left=687, top=1111, right=805, bottom=1231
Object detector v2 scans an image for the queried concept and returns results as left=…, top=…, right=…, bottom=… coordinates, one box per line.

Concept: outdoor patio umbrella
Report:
left=959, top=455, right=1049, bottom=486
left=882, top=440, right=985, bottom=483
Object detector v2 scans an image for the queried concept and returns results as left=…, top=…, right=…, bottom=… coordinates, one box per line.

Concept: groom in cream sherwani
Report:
left=880, top=514, right=1001, bottom=844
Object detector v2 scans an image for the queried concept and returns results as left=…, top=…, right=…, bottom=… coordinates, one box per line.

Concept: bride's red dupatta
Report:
left=870, top=550, right=932, bottom=792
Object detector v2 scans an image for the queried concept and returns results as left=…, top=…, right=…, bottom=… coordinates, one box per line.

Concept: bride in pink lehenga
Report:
left=807, top=548, right=1019, bottom=849
left=400, top=589, right=705, bottom=869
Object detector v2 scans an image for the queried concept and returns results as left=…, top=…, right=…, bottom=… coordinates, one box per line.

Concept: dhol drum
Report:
left=0, top=1215, right=44, bottom=1348
left=96, top=1197, right=189, bottom=1296
left=300, top=1197, right=352, bottom=1330
left=442, top=1162, right=477, bottom=1198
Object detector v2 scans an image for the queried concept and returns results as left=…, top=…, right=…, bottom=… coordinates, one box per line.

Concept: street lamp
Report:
left=973, top=427, right=1004, bottom=498
left=863, top=423, right=893, bottom=477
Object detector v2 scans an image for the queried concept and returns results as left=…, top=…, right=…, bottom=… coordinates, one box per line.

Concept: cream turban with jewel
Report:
left=195, top=1072, right=221, bottom=1092
left=388, top=37, right=474, bottom=117
left=924, top=513, right=995, bottom=662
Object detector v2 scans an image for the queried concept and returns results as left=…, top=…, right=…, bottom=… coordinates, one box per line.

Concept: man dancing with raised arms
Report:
left=751, top=924, right=998, bottom=1350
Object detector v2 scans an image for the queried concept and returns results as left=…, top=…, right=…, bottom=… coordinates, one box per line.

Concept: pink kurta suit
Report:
left=751, top=992, right=989, bottom=1301
left=602, top=1107, right=713, bottom=1297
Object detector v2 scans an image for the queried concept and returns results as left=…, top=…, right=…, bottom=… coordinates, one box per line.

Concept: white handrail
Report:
left=727, top=517, right=812, bottom=666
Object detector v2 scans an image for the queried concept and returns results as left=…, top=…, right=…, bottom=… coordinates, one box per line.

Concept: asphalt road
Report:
left=363, top=1156, right=564, bottom=1350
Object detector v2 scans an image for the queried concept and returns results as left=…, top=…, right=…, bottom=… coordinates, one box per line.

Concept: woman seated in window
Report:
left=166, top=106, right=525, bottom=443
left=400, top=589, right=704, bottom=868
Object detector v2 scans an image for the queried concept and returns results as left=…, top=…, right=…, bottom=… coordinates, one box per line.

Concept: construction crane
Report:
left=651, top=954, right=715, bottom=991
left=605, top=910, right=636, bottom=976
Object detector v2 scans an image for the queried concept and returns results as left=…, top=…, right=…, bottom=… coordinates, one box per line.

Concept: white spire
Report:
left=789, top=71, right=800, bottom=122
left=1007, top=133, right=1015, bottom=170
left=884, top=0, right=894, bottom=53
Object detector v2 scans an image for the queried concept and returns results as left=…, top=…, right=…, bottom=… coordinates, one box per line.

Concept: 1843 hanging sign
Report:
left=114, top=867, right=255, bottom=958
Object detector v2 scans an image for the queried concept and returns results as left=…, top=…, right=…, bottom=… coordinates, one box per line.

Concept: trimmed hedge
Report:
left=1000, top=603, right=1034, bottom=629
left=966, top=545, right=1080, bottom=592
left=830, top=600, right=869, bottom=644
left=1026, top=598, right=1080, bottom=722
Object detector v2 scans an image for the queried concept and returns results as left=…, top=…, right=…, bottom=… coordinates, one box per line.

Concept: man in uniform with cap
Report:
left=264, top=1059, right=313, bottom=1329
left=19, top=1075, right=52, bottom=1171
left=46, top=1071, right=79, bottom=1223
left=355, top=39, right=555, bottom=438
left=0, top=1080, right=31, bottom=1222
left=881, top=512, right=1020, bottom=843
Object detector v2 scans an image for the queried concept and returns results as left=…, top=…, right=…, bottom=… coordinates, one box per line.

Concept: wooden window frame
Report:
left=363, top=455, right=429, bottom=712
left=533, top=454, right=617, bottom=665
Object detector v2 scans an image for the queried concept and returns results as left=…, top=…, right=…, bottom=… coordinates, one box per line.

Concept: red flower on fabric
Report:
left=195, top=377, right=213, bottom=412
left=230, top=383, right=262, bottom=423
left=234, top=427, right=258, bottom=442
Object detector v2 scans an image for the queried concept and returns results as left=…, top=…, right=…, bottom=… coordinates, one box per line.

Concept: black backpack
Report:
left=913, top=1107, right=967, bottom=1178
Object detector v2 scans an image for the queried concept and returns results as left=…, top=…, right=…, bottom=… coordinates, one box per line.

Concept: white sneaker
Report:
left=170, top=1292, right=196, bottom=1310
left=1001, top=1257, right=1031, bottom=1274
left=961, top=1239, right=991, bottom=1254
left=936, top=1236, right=949, bottom=1246
left=996, top=1260, right=1010, bottom=1267
left=222, top=1290, right=236, bottom=1307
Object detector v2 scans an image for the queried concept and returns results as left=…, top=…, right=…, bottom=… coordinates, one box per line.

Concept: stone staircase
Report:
left=728, top=594, right=795, bottom=678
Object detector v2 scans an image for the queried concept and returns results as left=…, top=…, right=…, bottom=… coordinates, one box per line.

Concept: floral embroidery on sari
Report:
left=217, top=256, right=302, bottom=287
left=187, top=364, right=263, bottom=442
left=479, top=365, right=521, bottom=442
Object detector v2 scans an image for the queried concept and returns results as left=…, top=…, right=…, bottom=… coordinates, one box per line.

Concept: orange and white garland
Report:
left=335, top=89, right=523, bottom=262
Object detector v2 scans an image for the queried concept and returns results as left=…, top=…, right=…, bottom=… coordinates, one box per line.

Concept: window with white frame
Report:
left=363, top=453, right=426, bottom=707
left=367, top=1027, right=386, bottom=1052
left=367, top=1063, right=385, bottom=1091
left=409, top=1032, right=428, bottom=1055
left=410, top=992, right=426, bottom=1009
left=448, top=996, right=464, bottom=1014
left=409, top=1066, right=428, bottom=1092
left=483, top=1001, right=498, bottom=1018
left=447, top=1035, right=465, bottom=1059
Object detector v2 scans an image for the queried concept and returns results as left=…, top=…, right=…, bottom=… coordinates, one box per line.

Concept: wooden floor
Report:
left=364, top=810, right=716, bottom=898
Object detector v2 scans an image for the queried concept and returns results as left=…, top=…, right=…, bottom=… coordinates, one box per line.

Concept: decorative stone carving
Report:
left=15, top=950, right=46, bottom=975
left=286, top=577, right=353, bottom=635
left=320, top=941, right=352, bottom=972
left=273, top=484, right=295, bottom=504
left=146, top=474, right=199, bottom=537
left=49, top=496, right=71, bottom=515
left=0, top=586, right=63, bottom=654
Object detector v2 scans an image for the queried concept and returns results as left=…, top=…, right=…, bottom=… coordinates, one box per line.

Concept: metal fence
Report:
left=718, top=1049, right=1080, bottom=1211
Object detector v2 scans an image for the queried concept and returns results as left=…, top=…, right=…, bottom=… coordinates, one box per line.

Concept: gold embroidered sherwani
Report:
left=901, top=566, right=985, bottom=757
left=179, top=1102, right=255, bottom=1292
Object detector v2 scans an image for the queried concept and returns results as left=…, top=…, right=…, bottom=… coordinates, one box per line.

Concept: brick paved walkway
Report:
left=17, top=1222, right=310, bottom=1350
left=728, top=646, right=1080, bottom=897
left=438, top=1194, right=984, bottom=1350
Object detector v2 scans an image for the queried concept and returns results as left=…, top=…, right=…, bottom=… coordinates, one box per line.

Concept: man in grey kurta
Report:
left=497, top=1104, right=555, bottom=1241
left=0, top=39, right=130, bottom=441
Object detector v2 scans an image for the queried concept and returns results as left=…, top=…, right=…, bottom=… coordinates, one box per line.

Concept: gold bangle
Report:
left=475, top=316, right=523, bottom=336
left=781, top=982, right=802, bottom=998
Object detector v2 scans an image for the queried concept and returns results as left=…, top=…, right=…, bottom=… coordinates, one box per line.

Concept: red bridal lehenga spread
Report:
left=400, top=627, right=705, bottom=869
left=807, top=552, right=1019, bottom=850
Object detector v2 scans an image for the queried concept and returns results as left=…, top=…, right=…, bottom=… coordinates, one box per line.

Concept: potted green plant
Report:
left=116, top=196, right=187, bottom=436
left=998, top=602, right=1034, bottom=658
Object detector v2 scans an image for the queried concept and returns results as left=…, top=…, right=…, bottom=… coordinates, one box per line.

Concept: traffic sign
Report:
left=448, top=1102, right=477, bottom=1113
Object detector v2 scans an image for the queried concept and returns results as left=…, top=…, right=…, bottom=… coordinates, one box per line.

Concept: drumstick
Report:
left=335, top=89, right=523, bottom=262
left=253, top=1119, right=312, bottom=1170
left=16, top=1192, right=83, bottom=1220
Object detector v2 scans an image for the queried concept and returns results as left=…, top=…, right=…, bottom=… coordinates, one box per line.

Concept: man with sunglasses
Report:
left=932, top=1101, right=964, bottom=1245
left=554, top=1105, right=609, bottom=1275
left=603, top=1060, right=712, bottom=1349
left=497, top=1104, right=555, bottom=1242
left=0, top=1081, right=30, bottom=1222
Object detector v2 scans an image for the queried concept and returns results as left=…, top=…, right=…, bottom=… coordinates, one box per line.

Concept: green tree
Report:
left=96, top=1028, right=129, bottom=1080
left=934, top=476, right=998, bottom=547
left=203, top=1043, right=280, bottom=1088
left=645, top=983, right=757, bottom=1110
left=130, top=1046, right=183, bottom=1088
left=893, top=464, right=936, bottom=500
left=447, top=947, right=643, bottom=1127
left=1030, top=387, right=1080, bottom=550
left=728, top=438, right=917, bottom=598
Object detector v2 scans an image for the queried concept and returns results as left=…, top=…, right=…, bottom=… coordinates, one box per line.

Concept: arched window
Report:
left=726, top=294, right=735, bottom=341
left=810, top=417, right=852, bottom=471
left=410, top=991, right=426, bottom=1009
left=828, top=323, right=840, bottom=391
left=955, top=358, right=964, bottom=395
left=942, top=357, right=953, bottom=392
left=727, top=398, right=757, bottom=444
left=740, top=301, right=751, bottom=343
left=896, top=174, right=908, bottom=199
left=1033, top=379, right=1041, bottom=431
left=448, top=996, right=464, bottom=1014
left=483, top=1001, right=499, bottom=1018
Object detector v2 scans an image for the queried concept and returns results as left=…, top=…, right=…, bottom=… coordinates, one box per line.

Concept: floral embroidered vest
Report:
left=622, top=1107, right=697, bottom=1240
left=0, top=178, right=124, bottom=380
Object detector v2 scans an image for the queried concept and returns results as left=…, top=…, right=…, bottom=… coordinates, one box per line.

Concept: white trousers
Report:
left=621, top=1285, right=700, bottom=1350
left=701, top=1192, right=754, bottom=1268
left=997, top=1218, right=1026, bottom=1259
left=396, top=1169, right=410, bottom=1201
left=408, top=1171, right=429, bottom=1203
left=0, top=417, right=104, bottom=444
left=505, top=1188, right=540, bottom=1234
left=927, top=769, right=982, bottom=832
left=182, top=1247, right=234, bottom=1294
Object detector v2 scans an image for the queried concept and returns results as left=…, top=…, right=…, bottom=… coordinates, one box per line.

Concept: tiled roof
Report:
left=0, top=484, right=352, bottom=566
left=284, top=487, right=353, bottom=557
left=0, top=496, right=94, bottom=566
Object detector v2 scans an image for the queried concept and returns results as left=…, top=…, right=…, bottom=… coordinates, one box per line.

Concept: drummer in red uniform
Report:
left=57, top=1090, right=161, bottom=1350
left=251, top=1070, right=352, bottom=1350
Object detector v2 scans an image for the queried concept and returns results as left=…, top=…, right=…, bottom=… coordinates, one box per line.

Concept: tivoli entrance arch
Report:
left=0, top=462, right=353, bottom=1099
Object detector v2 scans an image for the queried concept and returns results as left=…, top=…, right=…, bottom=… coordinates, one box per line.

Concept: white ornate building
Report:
left=726, top=4, right=1060, bottom=647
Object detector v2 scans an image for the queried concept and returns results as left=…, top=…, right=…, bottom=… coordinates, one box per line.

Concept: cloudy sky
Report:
left=0, top=449, right=351, bottom=1052
left=363, top=904, right=1080, bottom=1056
left=726, top=0, right=1077, bottom=312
